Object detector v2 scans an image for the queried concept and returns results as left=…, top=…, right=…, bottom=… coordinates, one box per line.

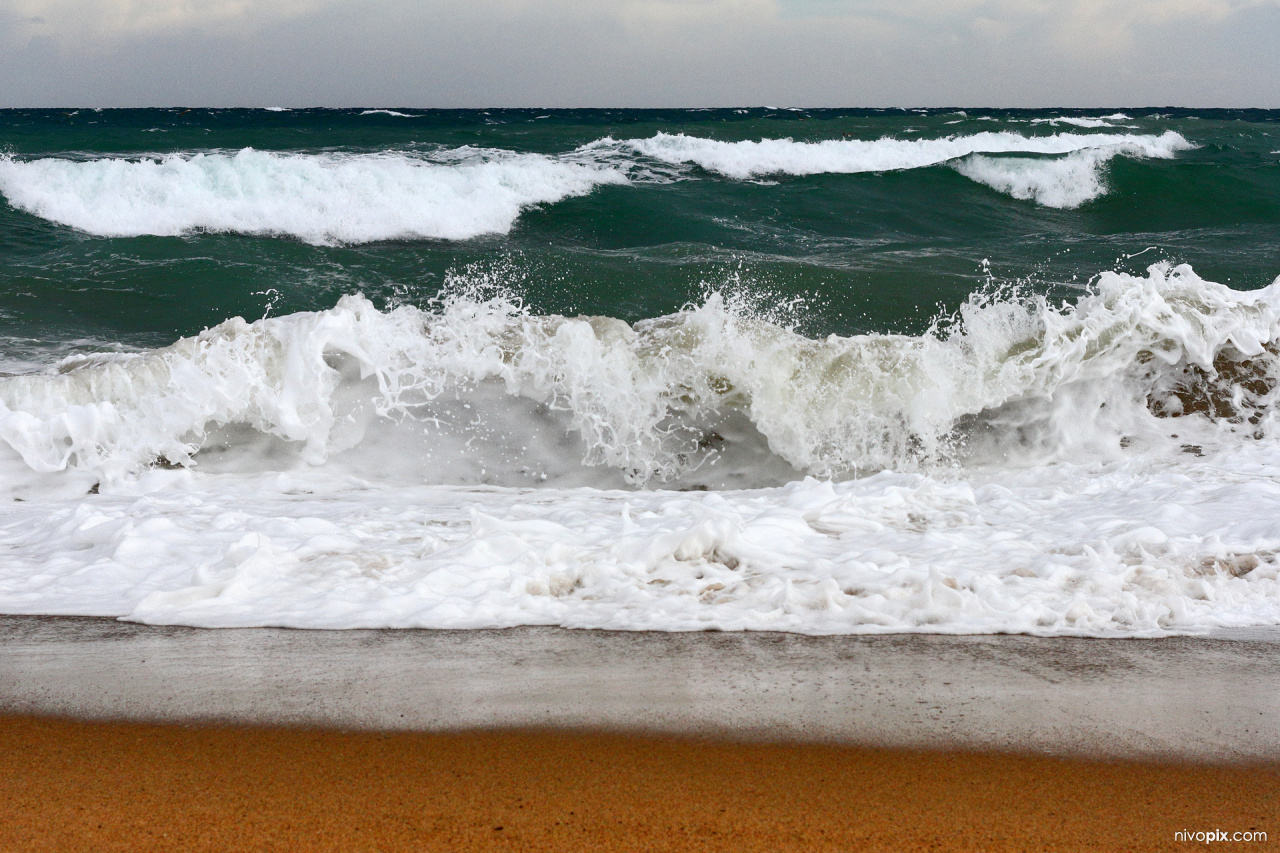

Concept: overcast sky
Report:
left=2, top=0, right=1278, bottom=107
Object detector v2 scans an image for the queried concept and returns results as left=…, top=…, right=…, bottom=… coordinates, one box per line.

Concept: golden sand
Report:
left=1, top=715, right=1275, bottom=852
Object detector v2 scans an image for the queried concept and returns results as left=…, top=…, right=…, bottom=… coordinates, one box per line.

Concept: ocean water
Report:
left=2, top=107, right=1280, bottom=634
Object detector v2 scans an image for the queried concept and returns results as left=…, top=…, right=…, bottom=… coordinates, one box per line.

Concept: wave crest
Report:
left=2, top=263, right=1279, bottom=491
left=0, top=148, right=627, bottom=245
left=0, top=130, right=1193, bottom=243
left=613, top=129, right=1189, bottom=181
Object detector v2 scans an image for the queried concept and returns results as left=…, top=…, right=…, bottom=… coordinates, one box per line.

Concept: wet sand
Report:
left=1, top=714, right=1276, bottom=853
left=3, top=617, right=1278, bottom=850
left=3, top=617, right=1280, bottom=761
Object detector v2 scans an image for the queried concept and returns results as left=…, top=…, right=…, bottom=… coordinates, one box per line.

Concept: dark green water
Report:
left=1, top=107, right=1277, bottom=363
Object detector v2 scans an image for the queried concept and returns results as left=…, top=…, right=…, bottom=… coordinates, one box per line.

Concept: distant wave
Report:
left=1031, top=114, right=1135, bottom=128
left=0, top=148, right=627, bottom=245
left=954, top=148, right=1120, bottom=208
left=612, top=129, right=1190, bottom=179
left=359, top=110, right=418, bottom=117
left=611, top=129, right=1189, bottom=207
left=0, top=130, right=1192, bottom=244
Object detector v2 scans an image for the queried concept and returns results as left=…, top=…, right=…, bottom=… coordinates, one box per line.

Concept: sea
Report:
left=1, top=107, right=1279, bottom=635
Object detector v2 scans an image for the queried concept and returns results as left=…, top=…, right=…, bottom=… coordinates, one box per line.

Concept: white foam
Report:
left=1031, top=115, right=1135, bottom=128
left=0, top=148, right=627, bottom=245
left=5, top=262, right=1280, bottom=635
left=954, top=148, right=1119, bottom=208
left=0, top=131, right=1191, bottom=241
left=611, top=130, right=1190, bottom=184
left=359, top=110, right=418, bottom=117
left=2, top=456, right=1279, bottom=636
left=2, top=261, right=1276, bottom=487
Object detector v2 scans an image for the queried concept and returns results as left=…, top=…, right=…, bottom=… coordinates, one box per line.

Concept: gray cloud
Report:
left=0, top=0, right=1277, bottom=106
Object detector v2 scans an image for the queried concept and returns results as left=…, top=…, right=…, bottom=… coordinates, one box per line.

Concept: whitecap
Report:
left=953, top=148, right=1117, bottom=208
left=0, top=148, right=628, bottom=245
left=608, top=129, right=1190, bottom=181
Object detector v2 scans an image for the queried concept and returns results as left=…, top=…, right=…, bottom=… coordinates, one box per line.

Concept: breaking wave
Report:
left=2, top=262, right=1277, bottom=491
left=612, top=129, right=1189, bottom=181
left=5, top=263, right=1280, bottom=636
left=0, top=130, right=1192, bottom=244
left=954, top=148, right=1122, bottom=208
left=0, top=148, right=628, bottom=245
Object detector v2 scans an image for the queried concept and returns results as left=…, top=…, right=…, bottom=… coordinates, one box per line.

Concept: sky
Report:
left=1, top=0, right=1278, bottom=107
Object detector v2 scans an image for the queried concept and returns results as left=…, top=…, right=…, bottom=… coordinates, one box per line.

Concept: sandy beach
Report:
left=1, top=617, right=1278, bottom=850
left=2, top=715, right=1276, bottom=852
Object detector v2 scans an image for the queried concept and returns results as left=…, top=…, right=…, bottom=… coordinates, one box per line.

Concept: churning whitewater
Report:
left=3, top=262, right=1280, bottom=635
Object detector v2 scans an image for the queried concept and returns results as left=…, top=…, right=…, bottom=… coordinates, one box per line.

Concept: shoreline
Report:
left=3, top=617, right=1278, bottom=849
left=3, top=616, right=1280, bottom=763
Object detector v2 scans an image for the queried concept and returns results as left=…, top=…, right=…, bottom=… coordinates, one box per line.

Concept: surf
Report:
left=2, top=261, right=1278, bottom=492
left=4, top=262, right=1280, bottom=635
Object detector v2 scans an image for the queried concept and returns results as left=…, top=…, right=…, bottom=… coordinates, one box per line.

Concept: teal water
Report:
left=2, top=108, right=1278, bottom=359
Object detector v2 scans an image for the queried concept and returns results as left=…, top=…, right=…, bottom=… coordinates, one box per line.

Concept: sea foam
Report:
left=3, top=263, right=1280, bottom=634
left=614, top=130, right=1188, bottom=179
left=4, top=465, right=1276, bottom=636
